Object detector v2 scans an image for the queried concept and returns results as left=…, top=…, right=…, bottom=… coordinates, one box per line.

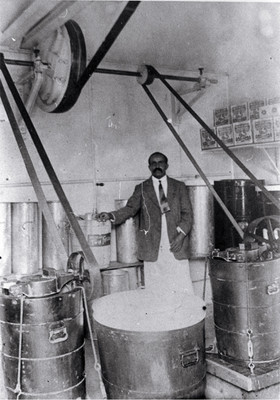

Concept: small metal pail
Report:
left=102, top=270, right=129, bottom=296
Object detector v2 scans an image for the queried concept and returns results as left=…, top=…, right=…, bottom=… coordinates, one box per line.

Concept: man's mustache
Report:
left=154, top=168, right=163, bottom=172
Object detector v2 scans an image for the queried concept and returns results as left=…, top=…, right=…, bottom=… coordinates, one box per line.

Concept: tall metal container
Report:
left=186, top=186, right=214, bottom=259
left=256, top=186, right=280, bottom=217
left=93, top=290, right=206, bottom=399
left=42, top=201, right=70, bottom=270
left=209, top=257, right=280, bottom=364
left=70, top=216, right=111, bottom=268
left=11, top=203, right=39, bottom=275
left=0, top=203, right=12, bottom=277
left=0, top=273, right=86, bottom=399
left=115, top=199, right=138, bottom=264
left=214, top=180, right=259, bottom=250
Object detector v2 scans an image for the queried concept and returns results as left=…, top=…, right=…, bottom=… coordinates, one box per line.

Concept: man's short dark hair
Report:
left=148, top=152, right=168, bottom=165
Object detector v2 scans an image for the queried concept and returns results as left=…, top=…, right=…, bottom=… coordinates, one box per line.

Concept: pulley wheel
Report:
left=36, top=20, right=86, bottom=113
left=137, top=64, right=155, bottom=85
left=245, top=215, right=280, bottom=252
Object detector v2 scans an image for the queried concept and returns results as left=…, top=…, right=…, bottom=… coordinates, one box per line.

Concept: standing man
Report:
left=97, top=152, right=194, bottom=294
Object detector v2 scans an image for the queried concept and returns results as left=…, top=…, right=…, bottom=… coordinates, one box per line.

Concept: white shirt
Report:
left=152, top=175, right=186, bottom=235
left=152, top=175, right=168, bottom=204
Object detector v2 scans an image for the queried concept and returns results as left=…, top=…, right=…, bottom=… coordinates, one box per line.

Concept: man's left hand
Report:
left=170, top=232, right=185, bottom=253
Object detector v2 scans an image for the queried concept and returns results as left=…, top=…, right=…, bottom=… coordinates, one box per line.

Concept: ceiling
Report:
left=0, top=1, right=280, bottom=78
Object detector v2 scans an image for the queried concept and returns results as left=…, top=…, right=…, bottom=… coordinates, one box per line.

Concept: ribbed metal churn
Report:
left=0, top=269, right=86, bottom=399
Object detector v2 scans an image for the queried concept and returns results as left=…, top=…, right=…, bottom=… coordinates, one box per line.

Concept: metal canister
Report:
left=115, top=199, right=138, bottom=264
left=186, top=186, right=214, bottom=259
left=102, top=270, right=130, bottom=296
left=213, top=179, right=259, bottom=250
left=209, top=257, right=280, bottom=364
left=0, top=203, right=12, bottom=276
left=70, top=216, right=111, bottom=268
left=11, top=202, right=39, bottom=275
left=0, top=272, right=85, bottom=399
left=42, top=201, right=70, bottom=270
left=93, top=290, right=206, bottom=399
left=256, top=186, right=280, bottom=217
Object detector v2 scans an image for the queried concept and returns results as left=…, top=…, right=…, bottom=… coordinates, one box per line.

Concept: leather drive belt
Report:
left=0, top=57, right=102, bottom=298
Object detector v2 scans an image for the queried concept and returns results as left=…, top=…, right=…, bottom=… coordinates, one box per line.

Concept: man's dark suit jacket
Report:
left=112, top=176, right=193, bottom=262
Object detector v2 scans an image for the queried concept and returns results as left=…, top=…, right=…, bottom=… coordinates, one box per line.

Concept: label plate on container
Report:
left=88, top=233, right=111, bottom=247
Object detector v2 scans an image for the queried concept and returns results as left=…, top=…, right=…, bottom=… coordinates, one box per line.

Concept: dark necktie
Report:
left=159, top=180, right=170, bottom=214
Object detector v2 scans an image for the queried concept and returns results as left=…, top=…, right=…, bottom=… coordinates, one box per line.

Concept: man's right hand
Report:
left=96, top=212, right=112, bottom=222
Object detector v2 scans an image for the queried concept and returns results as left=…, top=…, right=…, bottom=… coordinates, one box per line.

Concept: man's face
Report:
left=149, top=154, right=168, bottom=179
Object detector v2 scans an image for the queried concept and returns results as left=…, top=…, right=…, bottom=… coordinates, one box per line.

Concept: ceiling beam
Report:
left=21, top=1, right=90, bottom=50
left=0, top=2, right=58, bottom=50
left=0, top=1, right=90, bottom=51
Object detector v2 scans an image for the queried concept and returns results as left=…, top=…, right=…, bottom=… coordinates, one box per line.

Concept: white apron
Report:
left=144, top=214, right=194, bottom=295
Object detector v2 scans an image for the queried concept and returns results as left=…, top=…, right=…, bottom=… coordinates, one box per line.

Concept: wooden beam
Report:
left=207, top=353, right=280, bottom=392
left=0, top=1, right=90, bottom=51
left=21, top=1, right=91, bottom=49
left=0, top=2, right=58, bottom=50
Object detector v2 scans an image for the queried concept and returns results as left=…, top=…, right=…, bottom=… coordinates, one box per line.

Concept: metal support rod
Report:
left=96, top=68, right=140, bottom=78
left=142, top=84, right=245, bottom=240
left=4, top=57, right=200, bottom=82
left=94, top=68, right=199, bottom=82
left=0, top=53, right=102, bottom=299
left=5, top=59, right=34, bottom=67
left=76, top=1, right=140, bottom=92
left=149, top=65, right=280, bottom=212
left=160, top=74, right=199, bottom=83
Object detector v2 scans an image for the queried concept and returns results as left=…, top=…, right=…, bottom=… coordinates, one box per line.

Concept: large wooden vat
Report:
left=92, top=290, right=206, bottom=399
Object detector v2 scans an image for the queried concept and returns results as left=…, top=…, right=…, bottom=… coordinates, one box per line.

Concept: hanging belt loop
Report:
left=14, top=294, right=25, bottom=399
left=141, top=83, right=244, bottom=240
left=81, top=286, right=107, bottom=399
left=203, top=256, right=209, bottom=301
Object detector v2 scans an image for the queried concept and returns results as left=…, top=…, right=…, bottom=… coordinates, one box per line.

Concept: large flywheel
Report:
left=36, top=20, right=86, bottom=113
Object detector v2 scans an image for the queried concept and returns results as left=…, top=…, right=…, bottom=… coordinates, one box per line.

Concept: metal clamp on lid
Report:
left=0, top=264, right=89, bottom=298
left=0, top=274, right=58, bottom=297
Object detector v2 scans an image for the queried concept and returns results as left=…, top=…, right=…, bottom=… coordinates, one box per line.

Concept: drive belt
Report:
left=0, top=79, right=68, bottom=268
left=0, top=55, right=102, bottom=298
left=142, top=82, right=245, bottom=240
left=149, top=65, right=280, bottom=213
